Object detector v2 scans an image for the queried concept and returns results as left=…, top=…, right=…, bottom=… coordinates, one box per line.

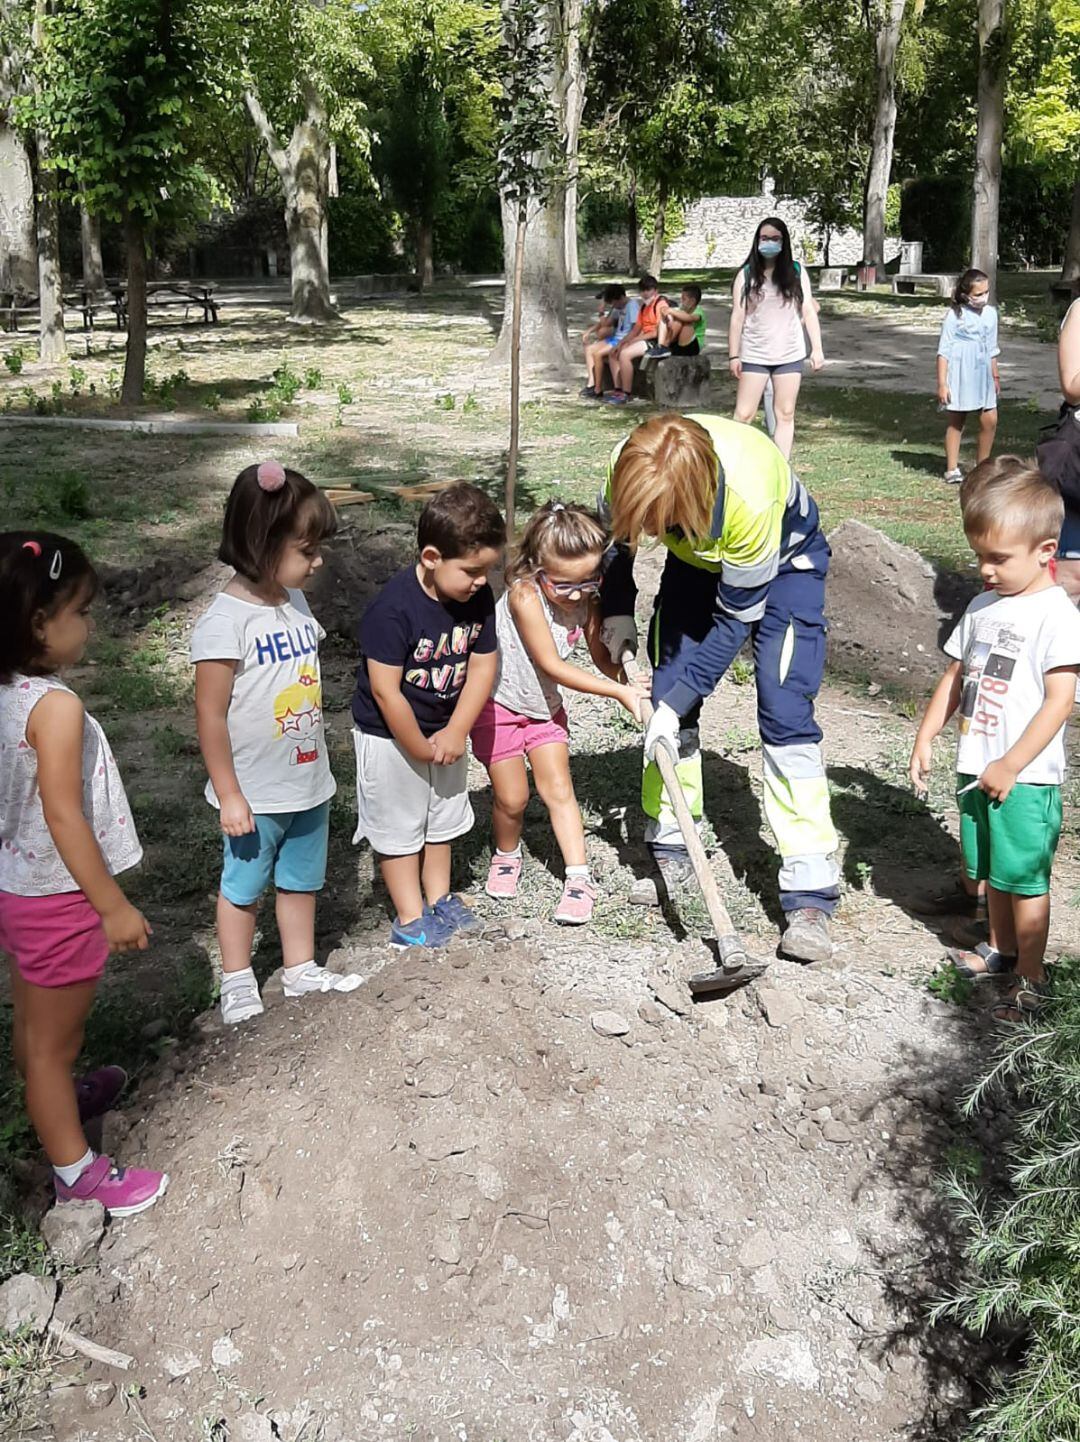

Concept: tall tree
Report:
left=560, top=0, right=586, bottom=284
left=972, top=0, right=1009, bottom=290
left=492, top=0, right=569, bottom=533
left=862, top=0, right=907, bottom=270
left=377, top=9, right=451, bottom=292
left=0, top=126, right=36, bottom=296
left=27, top=0, right=220, bottom=400
left=79, top=193, right=105, bottom=290
left=241, top=0, right=377, bottom=323
left=31, top=0, right=65, bottom=362
left=1064, top=176, right=1080, bottom=284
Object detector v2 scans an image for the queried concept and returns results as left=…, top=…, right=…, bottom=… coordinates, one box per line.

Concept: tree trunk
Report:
left=245, top=84, right=339, bottom=324
left=121, top=210, right=147, bottom=405
left=1061, top=175, right=1080, bottom=285
left=560, top=0, right=585, bottom=285
left=628, top=178, right=638, bottom=273
left=416, top=220, right=434, bottom=291
left=492, top=188, right=572, bottom=370
left=505, top=210, right=526, bottom=537
left=972, top=0, right=1008, bottom=294
left=862, top=0, right=906, bottom=269
left=34, top=136, right=66, bottom=364
left=79, top=196, right=105, bottom=291
left=649, top=181, right=668, bottom=277
left=0, top=127, right=38, bottom=296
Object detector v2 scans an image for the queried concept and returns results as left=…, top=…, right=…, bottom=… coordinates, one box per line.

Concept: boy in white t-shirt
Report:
left=910, top=458, right=1080, bottom=1021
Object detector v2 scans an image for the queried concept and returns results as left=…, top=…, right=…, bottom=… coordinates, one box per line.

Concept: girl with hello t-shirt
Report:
left=192, top=461, right=361, bottom=1027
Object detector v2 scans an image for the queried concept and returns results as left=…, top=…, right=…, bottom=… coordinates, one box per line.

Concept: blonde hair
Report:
left=609, top=414, right=718, bottom=544
left=507, top=501, right=608, bottom=585
left=960, top=456, right=1063, bottom=547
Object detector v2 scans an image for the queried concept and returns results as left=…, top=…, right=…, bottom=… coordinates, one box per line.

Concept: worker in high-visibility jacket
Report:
left=598, top=412, right=840, bottom=963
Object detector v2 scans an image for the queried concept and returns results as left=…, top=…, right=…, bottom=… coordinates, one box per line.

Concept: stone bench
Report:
left=818, top=268, right=847, bottom=291
left=632, top=353, right=713, bottom=408
left=891, top=273, right=957, bottom=298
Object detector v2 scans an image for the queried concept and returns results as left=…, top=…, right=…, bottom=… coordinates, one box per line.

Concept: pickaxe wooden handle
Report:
left=623, top=651, right=749, bottom=972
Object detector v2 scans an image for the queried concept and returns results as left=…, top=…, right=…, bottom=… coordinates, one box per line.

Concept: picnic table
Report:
left=2, top=280, right=219, bottom=333
left=111, top=280, right=219, bottom=327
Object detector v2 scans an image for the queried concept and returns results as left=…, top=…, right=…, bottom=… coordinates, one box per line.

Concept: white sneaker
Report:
left=282, top=962, right=363, bottom=997
left=943, top=468, right=963, bottom=485
left=220, top=977, right=264, bottom=1025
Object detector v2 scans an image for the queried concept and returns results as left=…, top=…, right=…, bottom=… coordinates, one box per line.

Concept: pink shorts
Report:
left=471, top=699, right=570, bottom=769
left=0, top=890, right=108, bottom=988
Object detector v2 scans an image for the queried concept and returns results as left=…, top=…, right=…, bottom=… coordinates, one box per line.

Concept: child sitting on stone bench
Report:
left=648, top=282, right=707, bottom=359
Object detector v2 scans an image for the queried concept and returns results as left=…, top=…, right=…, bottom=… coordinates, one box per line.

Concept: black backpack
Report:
left=1036, top=403, right=1080, bottom=511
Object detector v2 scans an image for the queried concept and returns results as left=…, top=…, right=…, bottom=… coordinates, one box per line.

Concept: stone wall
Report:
left=577, top=185, right=900, bottom=275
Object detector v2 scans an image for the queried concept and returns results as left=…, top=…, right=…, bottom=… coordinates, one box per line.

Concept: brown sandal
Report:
left=990, top=977, right=1050, bottom=1024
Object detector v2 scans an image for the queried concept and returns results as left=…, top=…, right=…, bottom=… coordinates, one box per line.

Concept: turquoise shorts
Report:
left=220, top=801, right=330, bottom=906
left=958, top=776, right=1061, bottom=897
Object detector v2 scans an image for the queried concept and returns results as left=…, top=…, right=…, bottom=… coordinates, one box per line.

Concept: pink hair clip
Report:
left=22, top=540, right=42, bottom=557
left=256, top=460, right=287, bottom=492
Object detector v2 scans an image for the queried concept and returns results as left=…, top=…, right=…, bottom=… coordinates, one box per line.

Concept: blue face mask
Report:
left=758, top=239, right=782, bottom=258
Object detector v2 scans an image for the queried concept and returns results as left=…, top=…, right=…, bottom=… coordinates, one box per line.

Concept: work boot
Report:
left=779, top=908, right=834, bottom=964
left=629, top=849, right=694, bottom=906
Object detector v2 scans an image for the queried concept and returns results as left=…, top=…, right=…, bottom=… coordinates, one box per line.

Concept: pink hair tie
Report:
left=257, top=460, right=287, bottom=492
left=22, top=540, right=41, bottom=557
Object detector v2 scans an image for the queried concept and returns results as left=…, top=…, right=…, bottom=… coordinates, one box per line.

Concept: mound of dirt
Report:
left=43, top=923, right=994, bottom=1442
left=101, top=519, right=417, bottom=643
left=825, top=522, right=978, bottom=693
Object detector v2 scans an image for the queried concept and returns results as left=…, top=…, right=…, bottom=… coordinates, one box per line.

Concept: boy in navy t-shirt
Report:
left=352, top=483, right=505, bottom=948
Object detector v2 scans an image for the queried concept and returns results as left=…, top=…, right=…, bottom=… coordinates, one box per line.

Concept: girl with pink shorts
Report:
left=471, top=502, right=645, bottom=924
left=0, top=533, right=167, bottom=1217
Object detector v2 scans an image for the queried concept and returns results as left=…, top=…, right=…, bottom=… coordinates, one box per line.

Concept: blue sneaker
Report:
left=432, top=893, right=483, bottom=935
left=389, top=907, right=456, bottom=950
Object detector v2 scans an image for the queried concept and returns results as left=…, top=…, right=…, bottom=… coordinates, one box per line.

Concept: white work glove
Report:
left=643, top=701, right=680, bottom=762
left=601, top=615, right=639, bottom=666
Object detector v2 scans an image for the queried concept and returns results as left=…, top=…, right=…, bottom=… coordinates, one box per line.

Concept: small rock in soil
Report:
left=41, top=1200, right=105, bottom=1266
left=161, top=1347, right=202, bottom=1379
left=0, top=1273, right=56, bottom=1336
left=417, top=1067, right=455, bottom=1098
left=211, top=1335, right=243, bottom=1369
left=85, top=1381, right=116, bottom=1410
left=232, top=1412, right=275, bottom=1442
left=590, top=1010, right=630, bottom=1037
left=756, top=988, right=805, bottom=1029
left=737, top=1233, right=775, bottom=1271
left=822, top=1121, right=855, bottom=1145
left=648, top=975, right=690, bottom=1017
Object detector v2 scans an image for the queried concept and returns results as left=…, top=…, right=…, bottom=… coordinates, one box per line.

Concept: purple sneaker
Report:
left=76, top=1066, right=127, bottom=1123
left=55, top=1154, right=169, bottom=1218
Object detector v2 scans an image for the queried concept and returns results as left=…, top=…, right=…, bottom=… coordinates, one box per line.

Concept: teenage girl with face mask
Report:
left=937, top=268, right=1001, bottom=484
left=728, top=216, right=825, bottom=459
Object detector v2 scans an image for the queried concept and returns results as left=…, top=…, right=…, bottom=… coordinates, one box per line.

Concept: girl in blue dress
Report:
left=936, top=268, right=1001, bottom=484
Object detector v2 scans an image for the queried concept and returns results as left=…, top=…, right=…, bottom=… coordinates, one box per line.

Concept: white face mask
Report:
left=968, top=295, right=989, bottom=310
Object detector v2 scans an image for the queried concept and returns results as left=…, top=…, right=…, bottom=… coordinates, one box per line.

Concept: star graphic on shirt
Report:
left=278, top=703, right=322, bottom=736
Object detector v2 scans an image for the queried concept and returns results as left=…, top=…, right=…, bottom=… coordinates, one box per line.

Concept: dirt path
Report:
left=36, top=545, right=1079, bottom=1442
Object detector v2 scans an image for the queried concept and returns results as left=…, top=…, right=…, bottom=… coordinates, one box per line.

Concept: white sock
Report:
left=221, top=967, right=258, bottom=994
left=496, top=845, right=523, bottom=859
left=55, top=1148, right=94, bottom=1186
left=566, top=864, right=591, bottom=880
left=283, top=960, right=321, bottom=984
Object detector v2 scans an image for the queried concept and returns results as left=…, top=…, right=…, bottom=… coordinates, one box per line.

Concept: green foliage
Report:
left=924, top=963, right=975, bottom=1006
left=327, top=185, right=401, bottom=275
left=24, top=0, right=223, bottom=230
left=271, top=360, right=301, bottom=403
left=933, top=955, right=1080, bottom=1440
left=303, top=366, right=324, bottom=390
left=377, top=12, right=452, bottom=257
left=3, top=350, right=24, bottom=376
left=494, top=0, right=563, bottom=216
left=336, top=381, right=354, bottom=406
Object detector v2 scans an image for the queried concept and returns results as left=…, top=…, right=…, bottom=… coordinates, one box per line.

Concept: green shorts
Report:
left=957, top=775, right=1062, bottom=897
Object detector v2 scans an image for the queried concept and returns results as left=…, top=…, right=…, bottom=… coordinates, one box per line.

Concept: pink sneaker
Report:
left=55, top=1154, right=169, bottom=1218
left=486, top=854, right=522, bottom=899
left=553, top=876, right=597, bottom=925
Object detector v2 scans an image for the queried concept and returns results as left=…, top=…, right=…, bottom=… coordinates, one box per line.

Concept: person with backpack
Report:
left=728, top=218, right=824, bottom=458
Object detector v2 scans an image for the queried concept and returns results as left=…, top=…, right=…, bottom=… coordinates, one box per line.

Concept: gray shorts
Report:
left=351, top=729, right=473, bottom=856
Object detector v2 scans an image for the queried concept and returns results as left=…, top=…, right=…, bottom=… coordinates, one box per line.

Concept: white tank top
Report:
left=492, top=583, right=587, bottom=721
left=0, top=674, right=142, bottom=897
left=738, top=268, right=810, bottom=366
